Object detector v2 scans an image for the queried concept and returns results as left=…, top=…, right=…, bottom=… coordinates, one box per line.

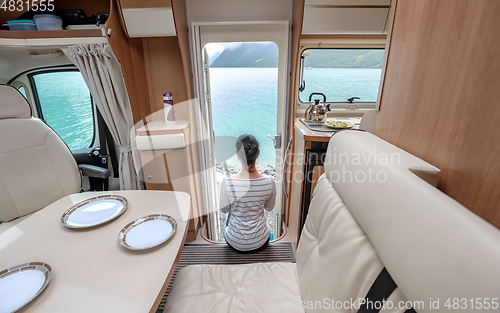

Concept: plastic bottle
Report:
left=163, top=92, right=176, bottom=123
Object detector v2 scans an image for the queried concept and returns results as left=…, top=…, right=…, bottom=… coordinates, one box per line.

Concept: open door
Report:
left=192, top=22, right=289, bottom=242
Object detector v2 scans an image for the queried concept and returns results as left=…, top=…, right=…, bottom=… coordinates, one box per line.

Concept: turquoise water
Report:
left=300, top=68, right=382, bottom=103
left=210, top=67, right=382, bottom=166
left=210, top=67, right=278, bottom=166
left=34, top=71, right=93, bottom=151
left=34, top=68, right=381, bottom=164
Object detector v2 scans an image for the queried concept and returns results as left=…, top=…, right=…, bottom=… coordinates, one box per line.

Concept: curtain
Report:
left=68, top=43, right=142, bottom=190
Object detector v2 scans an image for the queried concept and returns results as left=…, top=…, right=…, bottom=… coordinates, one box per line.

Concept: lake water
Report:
left=210, top=67, right=278, bottom=166
left=209, top=67, right=382, bottom=166
left=36, top=67, right=381, bottom=165
left=34, top=71, right=94, bottom=151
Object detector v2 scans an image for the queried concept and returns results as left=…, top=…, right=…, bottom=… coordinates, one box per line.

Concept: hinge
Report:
left=210, top=153, right=215, bottom=167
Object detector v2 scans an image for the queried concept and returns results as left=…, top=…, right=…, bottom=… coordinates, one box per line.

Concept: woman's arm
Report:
left=219, top=177, right=231, bottom=213
left=264, top=179, right=276, bottom=211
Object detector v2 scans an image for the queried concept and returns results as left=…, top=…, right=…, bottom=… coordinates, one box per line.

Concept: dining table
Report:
left=0, top=190, right=191, bottom=313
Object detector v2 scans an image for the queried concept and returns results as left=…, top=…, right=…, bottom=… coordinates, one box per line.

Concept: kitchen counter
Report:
left=288, top=117, right=361, bottom=250
left=294, top=117, right=361, bottom=142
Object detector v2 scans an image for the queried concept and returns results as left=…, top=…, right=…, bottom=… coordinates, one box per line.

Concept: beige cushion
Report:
left=296, top=174, right=409, bottom=312
left=0, top=85, right=31, bottom=119
left=164, top=263, right=304, bottom=313
left=0, top=85, right=81, bottom=222
left=324, top=131, right=500, bottom=313
left=359, top=109, right=376, bottom=133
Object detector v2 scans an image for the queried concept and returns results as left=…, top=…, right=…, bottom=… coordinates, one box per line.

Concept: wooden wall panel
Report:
left=171, top=0, right=194, bottom=99
left=374, top=0, right=500, bottom=228
left=142, top=36, right=189, bottom=118
left=106, top=0, right=151, bottom=124
left=285, top=0, right=305, bottom=229
left=108, top=0, right=189, bottom=121
left=171, top=0, right=203, bottom=227
left=106, top=0, right=200, bottom=238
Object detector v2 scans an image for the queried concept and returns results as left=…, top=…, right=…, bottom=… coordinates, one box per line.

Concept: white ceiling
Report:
left=0, top=47, right=72, bottom=81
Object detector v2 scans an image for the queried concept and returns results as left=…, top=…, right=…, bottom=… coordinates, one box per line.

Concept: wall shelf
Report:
left=0, top=28, right=105, bottom=40
left=0, top=28, right=107, bottom=47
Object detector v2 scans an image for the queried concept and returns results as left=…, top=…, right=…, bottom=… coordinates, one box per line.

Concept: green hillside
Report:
left=210, top=43, right=385, bottom=68
left=210, top=43, right=278, bottom=67
left=304, top=49, right=385, bottom=69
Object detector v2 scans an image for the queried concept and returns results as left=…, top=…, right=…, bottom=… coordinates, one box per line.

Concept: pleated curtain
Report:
left=68, top=43, right=142, bottom=190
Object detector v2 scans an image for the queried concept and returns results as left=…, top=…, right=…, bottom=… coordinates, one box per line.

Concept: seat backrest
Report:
left=296, top=131, right=500, bottom=313
left=0, top=85, right=81, bottom=222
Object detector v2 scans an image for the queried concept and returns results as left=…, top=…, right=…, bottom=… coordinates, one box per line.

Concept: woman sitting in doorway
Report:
left=219, top=134, right=276, bottom=252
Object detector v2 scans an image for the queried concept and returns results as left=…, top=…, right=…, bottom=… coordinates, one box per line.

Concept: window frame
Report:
left=293, top=34, right=388, bottom=112
left=28, top=68, right=96, bottom=149
left=297, top=47, right=385, bottom=107
left=11, top=81, right=31, bottom=103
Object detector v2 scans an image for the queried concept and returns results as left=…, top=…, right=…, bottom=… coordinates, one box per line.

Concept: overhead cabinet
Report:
left=118, top=0, right=177, bottom=37
left=302, top=0, right=391, bottom=35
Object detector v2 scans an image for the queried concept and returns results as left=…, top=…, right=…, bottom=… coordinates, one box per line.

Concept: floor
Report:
left=185, top=226, right=296, bottom=253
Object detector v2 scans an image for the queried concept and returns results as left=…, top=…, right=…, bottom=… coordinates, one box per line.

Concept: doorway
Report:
left=192, top=22, right=289, bottom=243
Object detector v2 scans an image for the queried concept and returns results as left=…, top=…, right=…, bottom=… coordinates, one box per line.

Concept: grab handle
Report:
left=308, top=92, right=326, bottom=103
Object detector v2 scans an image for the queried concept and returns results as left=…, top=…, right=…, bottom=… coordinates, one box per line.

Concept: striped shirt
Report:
left=219, top=175, right=276, bottom=251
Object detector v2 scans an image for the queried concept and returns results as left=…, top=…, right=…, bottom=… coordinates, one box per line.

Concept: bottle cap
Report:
left=163, top=92, right=173, bottom=100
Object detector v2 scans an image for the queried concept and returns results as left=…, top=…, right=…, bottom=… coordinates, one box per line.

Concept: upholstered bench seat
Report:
left=164, top=262, right=304, bottom=313
left=165, top=131, right=500, bottom=313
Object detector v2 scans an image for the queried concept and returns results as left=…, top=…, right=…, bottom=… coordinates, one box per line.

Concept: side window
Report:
left=18, top=86, right=27, bottom=98
left=298, top=48, right=385, bottom=103
left=30, top=71, right=94, bottom=151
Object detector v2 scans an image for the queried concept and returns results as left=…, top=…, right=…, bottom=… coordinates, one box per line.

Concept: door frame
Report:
left=190, top=21, right=290, bottom=240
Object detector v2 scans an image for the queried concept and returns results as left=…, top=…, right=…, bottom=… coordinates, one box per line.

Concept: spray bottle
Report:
left=163, top=92, right=176, bottom=123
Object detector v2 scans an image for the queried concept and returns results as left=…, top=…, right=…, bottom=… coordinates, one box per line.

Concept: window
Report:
left=30, top=70, right=94, bottom=150
left=18, top=86, right=27, bottom=98
left=298, top=49, right=385, bottom=103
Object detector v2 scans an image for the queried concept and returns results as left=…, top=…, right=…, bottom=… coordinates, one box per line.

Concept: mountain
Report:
left=210, top=42, right=278, bottom=67
left=304, top=49, right=385, bottom=69
left=210, top=43, right=384, bottom=68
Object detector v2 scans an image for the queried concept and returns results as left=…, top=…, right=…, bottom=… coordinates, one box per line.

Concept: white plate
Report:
left=61, top=195, right=128, bottom=229
left=119, top=214, right=177, bottom=251
left=324, top=120, right=354, bottom=129
left=0, top=262, right=52, bottom=313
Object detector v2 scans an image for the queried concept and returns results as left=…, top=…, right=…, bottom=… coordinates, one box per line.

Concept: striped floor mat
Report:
left=156, top=242, right=295, bottom=312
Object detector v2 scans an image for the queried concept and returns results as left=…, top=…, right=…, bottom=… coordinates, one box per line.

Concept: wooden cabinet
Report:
left=117, top=0, right=176, bottom=37
left=136, top=120, right=199, bottom=240
left=288, top=119, right=331, bottom=249
left=288, top=118, right=364, bottom=249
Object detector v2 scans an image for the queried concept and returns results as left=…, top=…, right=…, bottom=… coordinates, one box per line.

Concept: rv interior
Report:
left=0, top=0, right=499, bottom=312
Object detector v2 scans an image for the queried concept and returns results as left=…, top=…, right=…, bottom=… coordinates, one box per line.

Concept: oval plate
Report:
left=324, top=120, right=354, bottom=129
left=61, top=195, right=128, bottom=229
left=119, top=214, right=177, bottom=251
left=0, top=262, right=52, bottom=313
